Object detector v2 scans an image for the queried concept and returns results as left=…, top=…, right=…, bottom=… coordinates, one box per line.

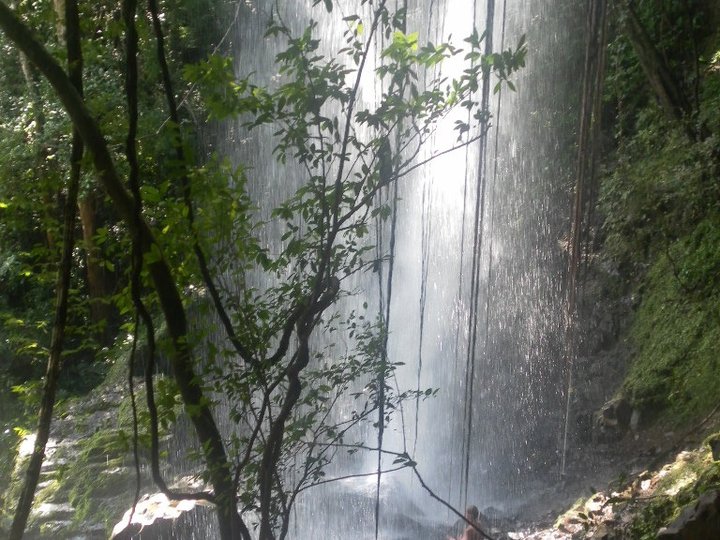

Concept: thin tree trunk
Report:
left=8, top=164, right=78, bottom=540
left=0, top=6, right=244, bottom=538
left=621, top=1, right=693, bottom=135
left=53, top=0, right=113, bottom=344
left=8, top=2, right=83, bottom=536
left=78, top=195, right=113, bottom=342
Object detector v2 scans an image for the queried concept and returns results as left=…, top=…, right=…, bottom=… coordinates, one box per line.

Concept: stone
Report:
left=35, top=502, right=75, bottom=520
left=657, top=490, right=720, bottom=540
left=111, top=493, right=212, bottom=540
left=594, top=397, right=632, bottom=441
left=708, top=438, right=720, bottom=461
left=575, top=411, right=594, bottom=443
left=588, top=523, right=611, bottom=539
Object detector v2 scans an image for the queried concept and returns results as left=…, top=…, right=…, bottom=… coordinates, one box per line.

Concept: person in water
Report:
left=447, top=505, right=487, bottom=540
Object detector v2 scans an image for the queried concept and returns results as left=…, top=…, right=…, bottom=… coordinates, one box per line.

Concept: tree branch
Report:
left=621, top=0, right=694, bottom=135
left=8, top=2, right=82, bottom=535
left=0, top=5, right=243, bottom=539
left=147, top=0, right=256, bottom=368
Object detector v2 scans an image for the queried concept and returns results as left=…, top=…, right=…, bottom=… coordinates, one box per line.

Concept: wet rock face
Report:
left=657, top=490, right=720, bottom=540
left=709, top=439, right=720, bottom=461
left=111, top=493, right=214, bottom=540
left=4, top=383, right=144, bottom=539
left=593, top=397, right=632, bottom=442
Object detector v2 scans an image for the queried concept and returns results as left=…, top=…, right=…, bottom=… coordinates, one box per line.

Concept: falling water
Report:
left=167, top=0, right=585, bottom=537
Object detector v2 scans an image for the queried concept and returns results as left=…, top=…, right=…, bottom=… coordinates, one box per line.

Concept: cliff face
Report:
left=539, top=1, right=720, bottom=536
left=1, top=381, right=138, bottom=538
left=2, top=2, right=719, bottom=539
left=492, top=1, right=720, bottom=536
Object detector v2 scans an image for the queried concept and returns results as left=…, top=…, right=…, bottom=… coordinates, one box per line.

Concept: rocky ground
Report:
left=2, top=381, right=147, bottom=539
left=485, top=413, right=720, bottom=540
left=3, top=345, right=719, bottom=539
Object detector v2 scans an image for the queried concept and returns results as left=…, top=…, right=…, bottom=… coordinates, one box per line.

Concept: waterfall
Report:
left=166, top=0, right=584, bottom=537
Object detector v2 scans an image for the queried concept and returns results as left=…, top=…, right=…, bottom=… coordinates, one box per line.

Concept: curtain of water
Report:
left=166, top=0, right=584, bottom=537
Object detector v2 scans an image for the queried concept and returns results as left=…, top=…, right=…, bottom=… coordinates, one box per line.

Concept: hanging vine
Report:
left=461, top=0, right=496, bottom=507
left=374, top=4, right=407, bottom=536
left=560, top=0, right=609, bottom=479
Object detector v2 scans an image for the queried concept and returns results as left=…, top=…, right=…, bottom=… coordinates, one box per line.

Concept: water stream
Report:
left=169, top=1, right=584, bottom=537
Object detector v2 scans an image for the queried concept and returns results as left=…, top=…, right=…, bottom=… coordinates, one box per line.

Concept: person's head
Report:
left=465, top=505, right=479, bottom=521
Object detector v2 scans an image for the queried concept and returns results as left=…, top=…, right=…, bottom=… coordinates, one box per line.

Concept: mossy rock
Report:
left=627, top=448, right=720, bottom=538
left=705, top=433, right=720, bottom=461
left=622, top=249, right=720, bottom=424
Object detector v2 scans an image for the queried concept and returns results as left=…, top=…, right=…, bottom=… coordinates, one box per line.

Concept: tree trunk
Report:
left=54, top=0, right=113, bottom=345
left=78, top=195, right=113, bottom=342
left=0, top=6, right=245, bottom=538
left=8, top=2, right=83, bottom=535
left=621, top=1, right=694, bottom=135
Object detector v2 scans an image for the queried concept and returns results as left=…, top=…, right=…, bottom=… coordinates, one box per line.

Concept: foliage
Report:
left=599, top=109, right=719, bottom=271
left=0, top=0, right=182, bottom=399
left=557, top=444, right=720, bottom=540
left=605, top=0, right=717, bottom=137
left=598, top=0, right=720, bottom=426
left=0, top=0, right=526, bottom=538
left=173, top=4, right=525, bottom=534
left=621, top=245, right=720, bottom=420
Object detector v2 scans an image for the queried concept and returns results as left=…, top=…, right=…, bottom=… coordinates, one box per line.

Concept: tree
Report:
left=0, top=1, right=525, bottom=538
left=614, top=0, right=717, bottom=140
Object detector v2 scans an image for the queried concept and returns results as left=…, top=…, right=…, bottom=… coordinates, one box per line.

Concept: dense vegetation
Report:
left=597, top=0, right=720, bottom=425
left=1, top=0, right=222, bottom=533
left=0, top=0, right=718, bottom=538
left=568, top=3, right=720, bottom=533
left=0, top=0, right=525, bottom=538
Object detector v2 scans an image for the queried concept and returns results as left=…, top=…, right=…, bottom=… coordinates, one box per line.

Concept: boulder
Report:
left=708, top=438, right=720, bottom=461
left=588, top=523, right=611, bottom=539
left=657, top=490, right=720, bottom=540
left=111, top=493, right=213, bottom=540
left=594, top=397, right=632, bottom=442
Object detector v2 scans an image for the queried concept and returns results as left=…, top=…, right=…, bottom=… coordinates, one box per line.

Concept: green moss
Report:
left=621, top=222, right=720, bottom=423
left=705, top=431, right=720, bottom=446
left=627, top=449, right=720, bottom=538
left=601, top=14, right=720, bottom=430
left=63, top=459, right=135, bottom=526
left=554, top=496, right=587, bottom=528
left=46, top=356, right=181, bottom=533
left=655, top=453, right=705, bottom=495
left=43, top=421, right=149, bottom=532
left=627, top=496, right=677, bottom=540
left=0, top=334, right=172, bottom=536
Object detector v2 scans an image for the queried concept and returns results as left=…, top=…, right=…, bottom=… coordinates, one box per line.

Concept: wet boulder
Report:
left=708, top=436, right=720, bottom=461
left=593, top=397, right=632, bottom=442
left=111, top=493, right=213, bottom=540
left=657, top=490, right=720, bottom=540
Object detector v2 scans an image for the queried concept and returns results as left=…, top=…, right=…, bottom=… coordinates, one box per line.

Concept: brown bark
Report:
left=78, top=195, right=113, bottom=341
left=53, top=0, right=113, bottom=343
left=621, top=1, right=694, bottom=134
left=0, top=5, right=242, bottom=539
left=8, top=2, right=82, bottom=536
